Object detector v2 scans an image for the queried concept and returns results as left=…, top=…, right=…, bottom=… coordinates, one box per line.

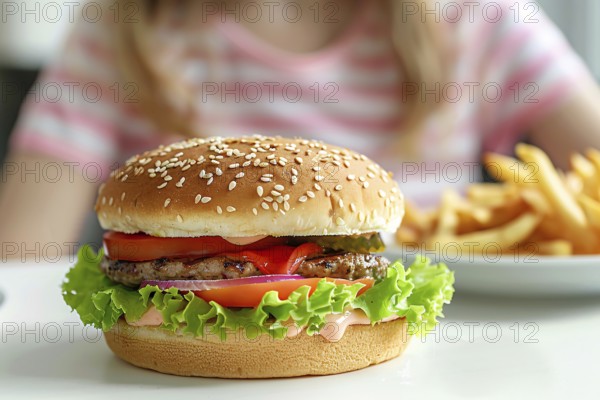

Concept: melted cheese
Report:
left=221, top=236, right=268, bottom=245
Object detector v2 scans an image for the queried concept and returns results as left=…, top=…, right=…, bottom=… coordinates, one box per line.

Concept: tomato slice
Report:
left=194, top=277, right=374, bottom=307
left=222, top=242, right=323, bottom=275
left=103, top=232, right=287, bottom=261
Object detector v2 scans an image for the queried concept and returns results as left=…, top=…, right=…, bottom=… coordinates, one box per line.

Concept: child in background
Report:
left=2, top=0, right=600, bottom=258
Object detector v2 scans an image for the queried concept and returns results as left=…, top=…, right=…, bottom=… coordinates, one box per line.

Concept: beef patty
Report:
left=100, top=253, right=390, bottom=287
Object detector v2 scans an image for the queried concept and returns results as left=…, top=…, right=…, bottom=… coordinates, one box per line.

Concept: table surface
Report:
left=1, top=259, right=599, bottom=400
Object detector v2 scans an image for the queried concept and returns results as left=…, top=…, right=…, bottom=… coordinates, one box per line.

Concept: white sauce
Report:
left=127, top=306, right=399, bottom=342
left=221, top=236, right=268, bottom=245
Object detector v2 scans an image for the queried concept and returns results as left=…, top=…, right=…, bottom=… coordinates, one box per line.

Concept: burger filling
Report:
left=101, top=232, right=389, bottom=287
left=101, top=252, right=389, bottom=287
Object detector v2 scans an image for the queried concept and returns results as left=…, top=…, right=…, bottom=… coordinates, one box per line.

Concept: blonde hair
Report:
left=114, top=0, right=448, bottom=139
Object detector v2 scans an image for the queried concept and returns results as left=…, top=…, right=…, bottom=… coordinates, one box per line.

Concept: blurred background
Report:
left=1, top=0, right=600, bottom=164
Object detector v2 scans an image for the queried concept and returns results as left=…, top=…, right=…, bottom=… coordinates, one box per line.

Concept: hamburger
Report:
left=63, top=135, right=454, bottom=378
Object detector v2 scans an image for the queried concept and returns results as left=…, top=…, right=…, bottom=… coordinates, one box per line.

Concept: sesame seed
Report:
left=335, top=185, right=342, bottom=191
left=295, top=157, right=303, bottom=164
left=343, top=160, right=351, bottom=168
left=314, top=183, right=322, bottom=191
left=242, top=161, right=251, bottom=167
left=199, top=170, right=206, bottom=178
left=312, top=166, right=321, bottom=172
left=315, top=175, right=324, bottom=182
left=157, top=182, right=168, bottom=189
left=229, top=181, right=237, bottom=191
left=307, top=191, right=315, bottom=198
left=161, top=170, right=168, bottom=177
left=336, top=217, right=345, bottom=226
left=257, top=186, right=264, bottom=196
left=229, top=163, right=239, bottom=169
left=201, top=197, right=212, bottom=204
left=207, top=177, right=214, bottom=185
left=211, top=160, right=220, bottom=165
left=149, top=173, right=157, bottom=178
left=215, top=168, right=223, bottom=176
left=261, top=202, right=270, bottom=210
left=109, top=197, right=114, bottom=206
left=350, top=203, right=357, bottom=212
left=164, top=175, right=173, bottom=181
left=284, top=194, right=290, bottom=201
left=299, top=196, right=308, bottom=203
left=121, top=174, right=128, bottom=182
left=164, top=198, right=171, bottom=208
left=276, top=196, right=284, bottom=203
left=284, top=201, right=290, bottom=211
left=359, top=176, right=366, bottom=182
left=118, top=207, right=122, bottom=215
left=378, top=190, right=386, bottom=198
left=176, top=177, right=185, bottom=187
left=368, top=172, right=376, bottom=179
left=195, top=194, right=202, bottom=204
left=363, top=182, right=369, bottom=189
left=264, top=196, right=274, bottom=202
left=273, top=202, right=279, bottom=211
left=338, top=199, right=344, bottom=208
left=176, top=214, right=183, bottom=223
left=226, top=206, right=236, bottom=213
left=259, top=162, right=269, bottom=168
left=291, top=168, right=298, bottom=176
left=267, top=154, right=276, bottom=160
left=291, top=176, right=298, bottom=185
left=274, top=184, right=284, bottom=191
left=271, top=190, right=281, bottom=196
left=358, top=212, right=365, bottom=222
left=347, top=174, right=355, bottom=181
left=102, top=197, right=106, bottom=205
left=326, top=190, right=332, bottom=197
left=175, top=152, right=184, bottom=157
left=260, top=177, right=272, bottom=183
left=217, top=206, right=223, bottom=214
left=270, top=159, right=278, bottom=165
left=182, top=165, right=191, bottom=171
left=236, top=172, right=245, bottom=179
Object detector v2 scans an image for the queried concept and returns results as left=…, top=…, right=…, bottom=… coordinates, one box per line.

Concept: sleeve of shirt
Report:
left=461, top=0, right=596, bottom=153
left=9, top=3, right=126, bottom=179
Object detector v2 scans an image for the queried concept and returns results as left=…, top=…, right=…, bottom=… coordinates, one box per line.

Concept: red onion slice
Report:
left=141, top=274, right=304, bottom=292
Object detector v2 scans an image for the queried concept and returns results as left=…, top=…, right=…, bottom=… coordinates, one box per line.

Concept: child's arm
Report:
left=530, top=82, right=600, bottom=170
left=0, top=152, right=98, bottom=261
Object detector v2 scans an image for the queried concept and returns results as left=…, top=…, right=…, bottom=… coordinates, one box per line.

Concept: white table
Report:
left=1, top=260, right=599, bottom=400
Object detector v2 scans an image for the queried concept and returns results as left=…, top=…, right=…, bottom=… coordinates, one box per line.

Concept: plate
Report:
left=381, top=234, right=600, bottom=297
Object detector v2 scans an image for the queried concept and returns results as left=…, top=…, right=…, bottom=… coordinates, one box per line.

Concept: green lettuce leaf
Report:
left=62, top=246, right=454, bottom=339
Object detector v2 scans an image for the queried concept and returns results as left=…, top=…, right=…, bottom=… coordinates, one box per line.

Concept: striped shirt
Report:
left=10, top=0, right=594, bottom=205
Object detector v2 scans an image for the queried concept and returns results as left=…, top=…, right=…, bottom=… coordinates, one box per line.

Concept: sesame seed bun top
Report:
left=95, top=136, right=404, bottom=237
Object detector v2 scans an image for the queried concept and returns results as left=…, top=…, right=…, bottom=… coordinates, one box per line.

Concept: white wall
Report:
left=0, top=0, right=74, bottom=68
left=538, top=0, right=600, bottom=79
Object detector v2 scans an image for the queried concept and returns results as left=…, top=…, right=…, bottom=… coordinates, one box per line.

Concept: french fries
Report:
left=396, top=144, right=600, bottom=257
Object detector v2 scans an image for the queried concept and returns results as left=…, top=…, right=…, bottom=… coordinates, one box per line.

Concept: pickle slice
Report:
left=299, top=233, right=386, bottom=253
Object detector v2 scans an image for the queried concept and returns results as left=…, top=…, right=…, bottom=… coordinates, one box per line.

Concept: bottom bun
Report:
left=104, top=318, right=410, bottom=378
